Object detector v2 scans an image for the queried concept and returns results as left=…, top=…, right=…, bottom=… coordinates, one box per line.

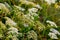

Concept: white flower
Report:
left=6, top=19, right=17, bottom=26
left=8, top=27, right=18, bottom=32
left=28, top=8, right=38, bottom=13
left=45, top=0, right=56, bottom=5
left=27, top=30, right=37, bottom=40
left=48, top=32, right=58, bottom=39
left=8, top=27, right=18, bottom=34
left=35, top=4, right=42, bottom=9
left=50, top=28, right=60, bottom=35
left=46, top=20, right=57, bottom=28
left=23, top=23, right=29, bottom=27
left=33, top=13, right=38, bottom=16
left=34, top=13, right=38, bottom=16
left=30, top=13, right=38, bottom=16
left=5, top=17, right=17, bottom=27
left=24, top=15, right=31, bottom=20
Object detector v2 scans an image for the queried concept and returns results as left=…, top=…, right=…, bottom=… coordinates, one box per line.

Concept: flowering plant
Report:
left=0, top=0, right=60, bottom=40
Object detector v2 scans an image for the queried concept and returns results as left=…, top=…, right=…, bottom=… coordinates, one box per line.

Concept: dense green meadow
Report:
left=0, top=0, right=60, bottom=40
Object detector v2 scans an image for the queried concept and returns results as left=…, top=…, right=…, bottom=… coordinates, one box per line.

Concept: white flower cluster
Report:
left=35, top=4, right=42, bottom=9
left=48, top=32, right=58, bottom=39
left=48, top=28, right=60, bottom=39
left=5, top=17, right=17, bottom=27
left=24, top=8, right=39, bottom=20
left=27, top=30, right=37, bottom=40
left=46, top=20, right=57, bottom=28
left=28, top=8, right=38, bottom=13
left=50, top=28, right=60, bottom=35
left=8, top=27, right=18, bottom=34
left=45, top=0, right=56, bottom=5
left=7, top=27, right=23, bottom=40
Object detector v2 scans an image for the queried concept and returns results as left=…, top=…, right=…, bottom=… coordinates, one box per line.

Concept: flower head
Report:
left=45, top=0, right=56, bottom=5
left=5, top=17, right=17, bottom=27
left=28, top=8, right=38, bottom=13
left=35, top=4, right=42, bottom=9
left=8, top=27, right=18, bottom=34
left=48, top=32, right=58, bottom=39
left=46, top=20, right=57, bottom=28
left=50, top=28, right=60, bottom=35
left=27, top=30, right=37, bottom=40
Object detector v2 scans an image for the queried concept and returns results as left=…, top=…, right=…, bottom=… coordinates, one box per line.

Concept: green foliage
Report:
left=0, top=0, right=60, bottom=40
